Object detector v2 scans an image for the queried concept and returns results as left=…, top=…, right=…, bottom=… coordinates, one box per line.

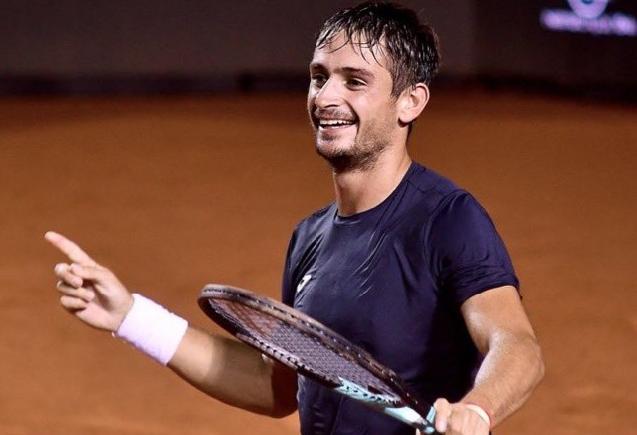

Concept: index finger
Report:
left=44, top=231, right=97, bottom=266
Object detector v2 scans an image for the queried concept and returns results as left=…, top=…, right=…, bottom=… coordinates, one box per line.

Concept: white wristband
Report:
left=465, top=404, right=491, bottom=427
left=115, top=293, right=189, bottom=366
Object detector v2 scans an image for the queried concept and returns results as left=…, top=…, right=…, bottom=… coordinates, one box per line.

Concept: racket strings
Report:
left=212, top=298, right=400, bottom=402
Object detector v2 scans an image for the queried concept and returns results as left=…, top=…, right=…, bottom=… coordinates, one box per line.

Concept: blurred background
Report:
left=2, top=0, right=636, bottom=98
left=1, top=1, right=636, bottom=434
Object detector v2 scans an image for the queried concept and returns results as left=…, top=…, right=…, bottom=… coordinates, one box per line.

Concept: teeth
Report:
left=319, top=119, right=354, bottom=127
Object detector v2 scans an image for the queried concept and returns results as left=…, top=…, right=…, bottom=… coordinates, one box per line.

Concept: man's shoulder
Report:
left=403, top=162, right=469, bottom=217
left=291, top=202, right=335, bottom=240
left=407, top=162, right=462, bottom=198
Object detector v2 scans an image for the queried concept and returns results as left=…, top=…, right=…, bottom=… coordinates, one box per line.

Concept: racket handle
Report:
left=416, top=406, right=440, bottom=434
left=383, top=405, right=440, bottom=434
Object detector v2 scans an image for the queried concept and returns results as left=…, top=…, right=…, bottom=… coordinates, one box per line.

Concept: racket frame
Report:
left=198, top=284, right=438, bottom=433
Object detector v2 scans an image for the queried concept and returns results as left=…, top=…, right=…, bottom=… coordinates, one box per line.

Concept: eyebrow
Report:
left=309, top=63, right=374, bottom=80
left=341, top=67, right=374, bottom=80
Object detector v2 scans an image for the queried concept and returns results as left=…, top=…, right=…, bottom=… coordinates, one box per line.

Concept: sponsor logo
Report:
left=567, top=0, right=609, bottom=19
left=540, top=0, right=636, bottom=36
left=296, top=273, right=312, bottom=294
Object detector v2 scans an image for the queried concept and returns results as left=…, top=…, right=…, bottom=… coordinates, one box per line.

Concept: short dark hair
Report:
left=316, top=1, right=440, bottom=96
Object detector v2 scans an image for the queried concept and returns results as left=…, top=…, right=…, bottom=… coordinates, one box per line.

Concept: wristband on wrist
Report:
left=465, top=403, right=491, bottom=428
left=114, top=293, right=189, bottom=366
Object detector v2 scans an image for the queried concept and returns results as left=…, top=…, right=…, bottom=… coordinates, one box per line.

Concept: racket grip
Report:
left=412, top=406, right=440, bottom=434
left=383, top=405, right=440, bottom=434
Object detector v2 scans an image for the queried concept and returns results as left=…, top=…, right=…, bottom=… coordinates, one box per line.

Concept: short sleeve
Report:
left=427, top=192, right=519, bottom=306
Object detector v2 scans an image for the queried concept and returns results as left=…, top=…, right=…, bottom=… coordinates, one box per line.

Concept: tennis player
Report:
left=47, top=2, right=544, bottom=434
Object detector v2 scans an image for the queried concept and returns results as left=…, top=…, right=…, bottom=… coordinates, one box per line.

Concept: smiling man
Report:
left=283, top=3, right=544, bottom=434
left=47, top=2, right=543, bottom=435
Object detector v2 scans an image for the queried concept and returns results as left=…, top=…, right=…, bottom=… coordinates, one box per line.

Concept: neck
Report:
left=333, top=147, right=412, bottom=217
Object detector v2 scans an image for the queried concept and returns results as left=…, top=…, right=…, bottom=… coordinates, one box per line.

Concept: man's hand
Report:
left=45, top=231, right=133, bottom=332
left=432, top=398, right=490, bottom=435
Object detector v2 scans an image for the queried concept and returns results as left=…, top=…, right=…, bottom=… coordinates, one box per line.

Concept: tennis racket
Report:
left=198, top=284, right=439, bottom=434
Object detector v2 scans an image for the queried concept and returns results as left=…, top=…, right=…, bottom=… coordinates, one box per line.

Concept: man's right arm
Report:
left=168, top=327, right=298, bottom=417
left=45, top=231, right=297, bottom=418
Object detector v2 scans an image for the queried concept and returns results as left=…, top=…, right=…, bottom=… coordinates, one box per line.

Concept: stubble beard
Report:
left=315, top=128, right=389, bottom=174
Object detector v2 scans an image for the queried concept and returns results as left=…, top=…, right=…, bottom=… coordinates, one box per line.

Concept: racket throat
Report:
left=334, top=378, right=436, bottom=433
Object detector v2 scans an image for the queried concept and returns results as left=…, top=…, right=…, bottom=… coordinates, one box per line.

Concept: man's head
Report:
left=308, top=2, right=440, bottom=172
left=317, top=1, right=440, bottom=96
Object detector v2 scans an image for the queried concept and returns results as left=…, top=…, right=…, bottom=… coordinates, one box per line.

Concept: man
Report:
left=47, top=2, right=544, bottom=435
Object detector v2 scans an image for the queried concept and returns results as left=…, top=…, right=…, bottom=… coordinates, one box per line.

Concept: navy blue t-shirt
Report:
left=282, top=162, right=518, bottom=435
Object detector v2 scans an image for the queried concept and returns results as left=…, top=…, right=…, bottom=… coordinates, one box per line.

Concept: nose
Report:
left=314, top=77, right=342, bottom=109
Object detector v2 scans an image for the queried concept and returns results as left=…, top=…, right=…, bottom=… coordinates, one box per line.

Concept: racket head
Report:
left=197, top=283, right=430, bottom=417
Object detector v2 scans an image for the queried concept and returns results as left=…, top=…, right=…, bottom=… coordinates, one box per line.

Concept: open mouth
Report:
left=317, top=118, right=357, bottom=130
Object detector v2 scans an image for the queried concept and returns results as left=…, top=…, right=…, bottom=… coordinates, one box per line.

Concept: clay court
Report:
left=1, top=90, right=635, bottom=434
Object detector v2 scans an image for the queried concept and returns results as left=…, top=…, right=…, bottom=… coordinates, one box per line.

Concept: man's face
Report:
left=308, top=32, right=402, bottom=172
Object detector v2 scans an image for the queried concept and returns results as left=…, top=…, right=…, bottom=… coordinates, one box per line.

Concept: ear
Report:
left=397, top=83, right=430, bottom=125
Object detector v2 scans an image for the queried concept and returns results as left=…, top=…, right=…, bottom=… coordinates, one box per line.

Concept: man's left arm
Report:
left=433, top=285, right=545, bottom=434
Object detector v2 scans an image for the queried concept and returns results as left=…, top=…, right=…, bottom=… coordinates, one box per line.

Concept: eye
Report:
left=346, top=78, right=366, bottom=89
left=311, top=74, right=327, bottom=88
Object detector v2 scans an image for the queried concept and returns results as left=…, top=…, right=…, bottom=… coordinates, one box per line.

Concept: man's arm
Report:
left=460, top=285, right=544, bottom=424
left=168, top=327, right=298, bottom=417
left=433, top=285, right=545, bottom=434
left=45, top=231, right=298, bottom=418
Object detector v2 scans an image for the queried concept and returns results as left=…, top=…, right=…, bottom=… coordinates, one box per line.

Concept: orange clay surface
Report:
left=0, top=91, right=635, bottom=434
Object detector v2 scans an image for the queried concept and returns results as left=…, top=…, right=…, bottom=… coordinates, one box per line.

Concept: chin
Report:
left=315, top=138, right=354, bottom=156
left=315, top=141, right=382, bottom=173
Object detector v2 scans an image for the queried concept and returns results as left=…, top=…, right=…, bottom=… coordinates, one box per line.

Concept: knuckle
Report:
left=434, top=398, right=447, bottom=407
left=61, top=274, right=77, bottom=286
left=434, top=399, right=452, bottom=417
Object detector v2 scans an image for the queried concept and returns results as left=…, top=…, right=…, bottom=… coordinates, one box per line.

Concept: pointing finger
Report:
left=45, top=231, right=97, bottom=267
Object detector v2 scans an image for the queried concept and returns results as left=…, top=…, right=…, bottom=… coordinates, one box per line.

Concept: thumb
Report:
left=69, top=263, right=133, bottom=323
left=69, top=263, right=110, bottom=282
left=434, top=398, right=452, bottom=433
